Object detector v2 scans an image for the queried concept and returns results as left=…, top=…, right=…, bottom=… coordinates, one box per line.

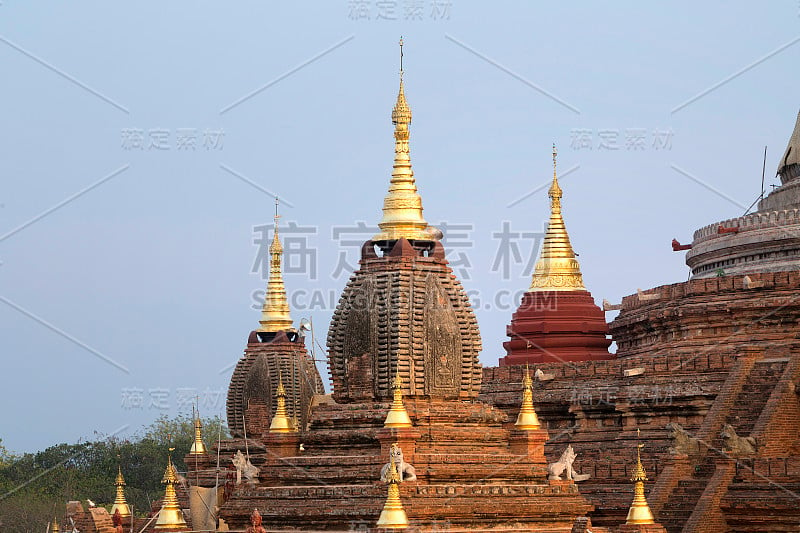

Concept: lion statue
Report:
left=666, top=422, right=701, bottom=456
left=548, top=445, right=590, bottom=482
left=720, top=424, right=757, bottom=456
left=232, top=449, right=260, bottom=484
left=380, top=443, right=417, bottom=483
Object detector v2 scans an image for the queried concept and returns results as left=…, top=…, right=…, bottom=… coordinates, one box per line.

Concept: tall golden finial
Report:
left=269, top=371, right=295, bottom=433
left=514, top=365, right=541, bottom=430
left=384, top=364, right=413, bottom=428
left=258, top=197, right=295, bottom=332
left=52, top=517, right=60, bottom=533
left=374, top=38, right=432, bottom=243
left=625, top=429, right=655, bottom=525
left=529, top=144, right=586, bottom=292
left=154, top=448, right=188, bottom=530
left=188, top=404, right=208, bottom=455
left=110, top=455, right=131, bottom=519
left=376, top=446, right=409, bottom=529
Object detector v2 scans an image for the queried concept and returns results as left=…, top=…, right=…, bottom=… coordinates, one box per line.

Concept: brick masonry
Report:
left=482, top=271, right=800, bottom=532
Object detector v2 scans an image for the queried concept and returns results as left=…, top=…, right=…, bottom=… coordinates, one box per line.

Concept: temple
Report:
left=207, top=44, right=596, bottom=531
left=46, top=48, right=800, bottom=533
left=200, top=58, right=800, bottom=533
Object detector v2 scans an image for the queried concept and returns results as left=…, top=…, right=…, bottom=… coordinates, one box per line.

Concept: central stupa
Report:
left=327, top=49, right=483, bottom=403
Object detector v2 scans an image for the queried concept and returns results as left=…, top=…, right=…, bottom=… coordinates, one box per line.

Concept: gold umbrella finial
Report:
left=529, top=144, right=585, bottom=292
left=258, top=197, right=295, bottom=333
left=269, top=370, right=295, bottom=433
left=625, top=429, right=655, bottom=525
left=154, top=447, right=188, bottom=530
left=374, top=39, right=432, bottom=243
left=188, top=403, right=208, bottom=455
left=384, top=363, right=413, bottom=428
left=110, top=455, right=132, bottom=519
left=514, top=365, right=541, bottom=430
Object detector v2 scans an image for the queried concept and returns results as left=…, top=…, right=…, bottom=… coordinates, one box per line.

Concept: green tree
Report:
left=0, top=438, right=16, bottom=468
left=0, top=415, right=229, bottom=532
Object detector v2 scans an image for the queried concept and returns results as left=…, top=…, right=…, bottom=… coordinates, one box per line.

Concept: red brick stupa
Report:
left=500, top=146, right=612, bottom=365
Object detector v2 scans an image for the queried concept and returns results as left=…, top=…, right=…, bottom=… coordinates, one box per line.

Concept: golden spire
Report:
left=269, top=371, right=295, bottom=433
left=376, top=447, right=409, bottom=529
left=154, top=448, right=188, bottom=530
left=626, top=430, right=655, bottom=525
left=384, top=365, right=413, bottom=428
left=374, top=37, right=432, bottom=243
left=514, top=365, right=541, bottom=430
left=110, top=460, right=132, bottom=519
left=529, top=145, right=586, bottom=292
left=258, top=197, right=295, bottom=332
left=52, top=517, right=60, bottom=533
left=188, top=410, right=208, bottom=455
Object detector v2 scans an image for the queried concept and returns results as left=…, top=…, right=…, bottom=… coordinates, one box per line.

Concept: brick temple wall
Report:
left=482, top=271, right=800, bottom=532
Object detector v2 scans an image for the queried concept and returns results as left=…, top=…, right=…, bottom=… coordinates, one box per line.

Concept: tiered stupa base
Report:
left=213, top=398, right=593, bottom=531
left=501, top=291, right=612, bottom=365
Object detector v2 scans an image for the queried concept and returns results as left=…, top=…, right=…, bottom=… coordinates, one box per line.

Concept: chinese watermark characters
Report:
left=121, top=128, right=225, bottom=151
left=569, top=128, right=674, bottom=151
left=347, top=0, right=452, bottom=21
left=252, top=220, right=543, bottom=283
left=120, top=387, right=225, bottom=411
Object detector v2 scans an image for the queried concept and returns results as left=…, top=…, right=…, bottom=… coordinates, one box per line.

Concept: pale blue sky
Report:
left=1, top=1, right=798, bottom=452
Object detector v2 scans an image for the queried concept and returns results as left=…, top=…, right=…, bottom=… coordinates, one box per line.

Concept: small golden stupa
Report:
left=268, top=372, right=295, bottom=433
left=376, top=448, right=409, bottom=529
left=384, top=366, right=413, bottom=428
left=188, top=414, right=207, bottom=455
left=109, top=461, right=131, bottom=519
left=514, top=366, right=541, bottom=430
left=154, top=448, right=188, bottom=530
left=626, top=431, right=656, bottom=525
